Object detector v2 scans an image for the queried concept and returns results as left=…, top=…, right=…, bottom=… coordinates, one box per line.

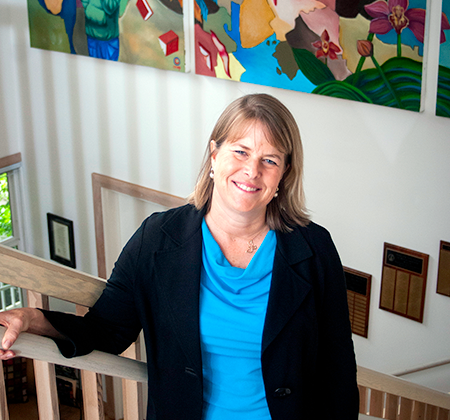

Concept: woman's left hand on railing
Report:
left=0, top=308, right=62, bottom=360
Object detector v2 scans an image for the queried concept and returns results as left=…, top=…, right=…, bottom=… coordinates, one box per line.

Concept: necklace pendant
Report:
left=246, top=240, right=257, bottom=253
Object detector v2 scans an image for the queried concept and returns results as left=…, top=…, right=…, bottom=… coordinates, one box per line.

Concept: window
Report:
left=1, top=172, right=13, bottom=242
left=0, top=153, right=24, bottom=311
left=0, top=169, right=23, bottom=249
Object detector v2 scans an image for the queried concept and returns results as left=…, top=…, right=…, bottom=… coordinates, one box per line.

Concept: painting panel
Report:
left=437, top=0, right=450, bottom=117
left=27, top=0, right=186, bottom=72
left=194, top=0, right=446, bottom=112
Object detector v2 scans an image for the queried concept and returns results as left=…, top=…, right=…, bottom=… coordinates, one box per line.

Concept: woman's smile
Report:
left=233, top=181, right=260, bottom=193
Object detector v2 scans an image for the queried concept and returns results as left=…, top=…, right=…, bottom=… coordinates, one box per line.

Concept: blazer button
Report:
left=273, top=388, right=292, bottom=397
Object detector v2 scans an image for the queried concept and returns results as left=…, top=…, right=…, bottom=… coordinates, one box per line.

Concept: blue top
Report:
left=200, top=219, right=276, bottom=419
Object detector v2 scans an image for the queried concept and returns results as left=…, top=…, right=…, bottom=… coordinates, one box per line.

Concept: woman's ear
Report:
left=283, top=163, right=290, bottom=176
left=210, top=140, right=217, bottom=164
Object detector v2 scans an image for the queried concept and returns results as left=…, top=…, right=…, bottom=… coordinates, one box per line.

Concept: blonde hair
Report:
left=189, top=94, right=309, bottom=232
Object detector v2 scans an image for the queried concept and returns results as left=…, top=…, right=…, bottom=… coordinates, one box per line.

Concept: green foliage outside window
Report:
left=0, top=172, right=13, bottom=241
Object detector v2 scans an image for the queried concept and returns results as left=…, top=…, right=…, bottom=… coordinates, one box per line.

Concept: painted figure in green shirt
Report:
left=81, top=0, right=122, bottom=60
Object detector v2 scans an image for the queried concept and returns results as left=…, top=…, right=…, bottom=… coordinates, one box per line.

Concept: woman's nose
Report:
left=244, top=159, right=260, bottom=178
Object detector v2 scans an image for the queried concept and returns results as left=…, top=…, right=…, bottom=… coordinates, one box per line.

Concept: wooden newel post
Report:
left=76, top=305, right=105, bottom=420
left=27, top=291, right=60, bottom=420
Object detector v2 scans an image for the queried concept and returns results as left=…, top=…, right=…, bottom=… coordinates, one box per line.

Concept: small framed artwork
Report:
left=437, top=240, right=450, bottom=297
left=344, top=267, right=371, bottom=338
left=47, top=213, right=76, bottom=268
left=379, top=243, right=429, bottom=323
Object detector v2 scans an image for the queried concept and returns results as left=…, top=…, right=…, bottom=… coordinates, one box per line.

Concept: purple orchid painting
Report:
left=195, top=0, right=450, bottom=112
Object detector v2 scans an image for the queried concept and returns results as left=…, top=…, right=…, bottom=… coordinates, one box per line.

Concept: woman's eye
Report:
left=234, top=150, right=246, bottom=156
left=264, top=159, right=277, bottom=166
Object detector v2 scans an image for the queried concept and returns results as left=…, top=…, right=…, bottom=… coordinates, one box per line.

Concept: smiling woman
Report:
left=0, top=94, right=359, bottom=420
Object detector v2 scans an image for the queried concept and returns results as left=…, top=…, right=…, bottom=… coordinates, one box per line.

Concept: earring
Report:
left=210, top=168, right=214, bottom=179
left=274, top=187, right=279, bottom=198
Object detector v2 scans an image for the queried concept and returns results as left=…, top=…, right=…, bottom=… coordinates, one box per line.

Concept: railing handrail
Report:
left=358, top=366, right=450, bottom=410
left=0, top=326, right=147, bottom=383
left=0, top=244, right=106, bottom=307
left=392, top=358, right=450, bottom=377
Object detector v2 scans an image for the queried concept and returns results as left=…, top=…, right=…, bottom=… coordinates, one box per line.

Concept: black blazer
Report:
left=46, top=204, right=359, bottom=419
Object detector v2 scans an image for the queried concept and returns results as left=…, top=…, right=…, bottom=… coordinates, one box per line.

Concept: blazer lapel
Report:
left=153, top=207, right=205, bottom=374
left=262, top=228, right=313, bottom=353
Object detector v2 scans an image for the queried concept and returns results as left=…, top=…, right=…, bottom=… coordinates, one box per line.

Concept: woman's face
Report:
left=210, top=123, right=287, bottom=219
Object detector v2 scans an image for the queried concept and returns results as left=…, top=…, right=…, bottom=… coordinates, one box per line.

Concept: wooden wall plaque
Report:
left=379, top=243, right=429, bottom=323
left=437, top=240, right=450, bottom=297
left=344, top=267, right=371, bottom=338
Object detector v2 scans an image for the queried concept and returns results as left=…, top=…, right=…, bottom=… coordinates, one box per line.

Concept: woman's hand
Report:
left=0, top=308, right=58, bottom=360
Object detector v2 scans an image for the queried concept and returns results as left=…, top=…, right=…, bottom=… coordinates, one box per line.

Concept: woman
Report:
left=0, top=94, right=359, bottom=419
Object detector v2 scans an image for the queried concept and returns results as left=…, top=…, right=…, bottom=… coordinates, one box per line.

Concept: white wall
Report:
left=1, top=0, right=449, bottom=378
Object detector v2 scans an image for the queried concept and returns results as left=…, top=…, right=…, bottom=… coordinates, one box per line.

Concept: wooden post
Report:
left=412, top=401, right=427, bottom=420
left=0, top=360, right=9, bottom=420
left=398, top=398, right=413, bottom=420
left=426, top=405, right=438, bottom=420
left=76, top=305, right=105, bottom=420
left=358, top=385, right=367, bottom=414
left=80, top=370, right=105, bottom=420
left=385, top=393, right=399, bottom=420
left=28, top=291, right=60, bottom=420
left=122, top=340, right=143, bottom=420
left=369, top=389, right=384, bottom=418
left=437, top=408, right=450, bottom=420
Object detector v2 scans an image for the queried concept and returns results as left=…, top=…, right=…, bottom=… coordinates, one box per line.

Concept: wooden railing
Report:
left=1, top=244, right=450, bottom=420
left=358, top=367, right=450, bottom=419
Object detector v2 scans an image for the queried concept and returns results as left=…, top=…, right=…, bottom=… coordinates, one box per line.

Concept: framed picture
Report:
left=47, top=213, right=76, bottom=268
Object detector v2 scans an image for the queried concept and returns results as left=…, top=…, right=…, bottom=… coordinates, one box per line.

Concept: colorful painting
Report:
left=437, top=0, right=450, bottom=117
left=27, top=0, right=186, bottom=72
left=195, top=0, right=448, bottom=112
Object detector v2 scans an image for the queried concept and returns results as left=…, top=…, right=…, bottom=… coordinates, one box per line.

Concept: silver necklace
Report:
left=246, top=239, right=258, bottom=253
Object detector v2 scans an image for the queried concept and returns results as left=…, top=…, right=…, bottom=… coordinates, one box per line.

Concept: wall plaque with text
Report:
left=437, top=240, right=450, bottom=297
left=379, top=243, right=429, bottom=323
left=344, top=267, right=371, bottom=338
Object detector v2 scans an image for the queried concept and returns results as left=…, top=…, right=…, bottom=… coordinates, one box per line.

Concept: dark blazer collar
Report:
left=276, top=225, right=313, bottom=265
left=153, top=205, right=205, bottom=374
left=159, top=204, right=206, bottom=247
left=262, top=226, right=314, bottom=353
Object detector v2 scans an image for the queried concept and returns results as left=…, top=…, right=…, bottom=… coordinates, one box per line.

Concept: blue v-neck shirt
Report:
left=200, top=219, right=276, bottom=419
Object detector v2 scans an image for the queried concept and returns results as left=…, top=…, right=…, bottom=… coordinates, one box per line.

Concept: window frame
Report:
left=0, top=153, right=24, bottom=250
left=0, top=153, right=25, bottom=311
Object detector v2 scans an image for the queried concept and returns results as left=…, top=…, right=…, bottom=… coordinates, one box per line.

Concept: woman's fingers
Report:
left=0, top=308, right=61, bottom=360
left=0, top=348, right=16, bottom=360
left=0, top=308, right=32, bottom=352
left=2, top=319, right=22, bottom=349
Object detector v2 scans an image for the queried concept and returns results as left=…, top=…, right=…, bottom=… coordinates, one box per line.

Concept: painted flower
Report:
left=312, top=30, right=341, bottom=59
left=365, top=0, right=449, bottom=44
left=357, top=40, right=374, bottom=57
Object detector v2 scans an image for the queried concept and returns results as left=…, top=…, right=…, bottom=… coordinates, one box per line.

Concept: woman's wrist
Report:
left=28, top=308, right=64, bottom=339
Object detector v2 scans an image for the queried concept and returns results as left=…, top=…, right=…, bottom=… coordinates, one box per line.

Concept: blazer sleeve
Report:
left=313, top=227, right=359, bottom=418
left=41, top=219, right=148, bottom=358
